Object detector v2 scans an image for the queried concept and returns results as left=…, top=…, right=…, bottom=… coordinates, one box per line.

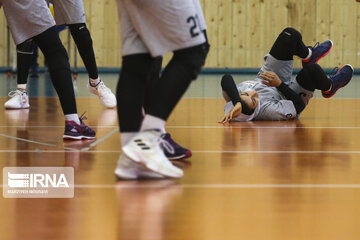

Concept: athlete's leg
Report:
left=296, top=63, right=331, bottom=92
left=145, top=44, right=207, bottom=121
left=33, top=26, right=77, bottom=116
left=269, top=27, right=310, bottom=61
left=4, top=40, right=34, bottom=109
left=68, top=23, right=98, bottom=79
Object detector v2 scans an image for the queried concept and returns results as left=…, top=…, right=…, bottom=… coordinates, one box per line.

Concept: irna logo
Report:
left=8, top=172, right=70, bottom=188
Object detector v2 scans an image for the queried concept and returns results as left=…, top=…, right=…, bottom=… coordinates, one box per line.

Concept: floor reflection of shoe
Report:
left=161, top=133, right=192, bottom=160
left=122, top=130, right=183, bottom=178
left=97, top=109, right=117, bottom=126
left=115, top=154, right=165, bottom=180
left=87, top=79, right=117, bottom=108
left=5, top=109, right=30, bottom=129
left=4, top=90, right=30, bottom=109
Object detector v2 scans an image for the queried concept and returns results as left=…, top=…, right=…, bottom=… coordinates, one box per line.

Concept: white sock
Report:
left=325, top=84, right=332, bottom=92
left=89, top=77, right=100, bottom=87
left=140, top=114, right=166, bottom=132
left=17, top=84, right=27, bottom=91
left=303, top=48, right=312, bottom=60
left=160, top=127, right=166, bottom=134
left=65, top=114, right=80, bottom=124
left=120, top=132, right=137, bottom=146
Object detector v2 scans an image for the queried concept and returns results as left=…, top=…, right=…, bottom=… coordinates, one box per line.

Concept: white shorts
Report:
left=52, top=0, right=86, bottom=25
left=117, top=0, right=206, bottom=57
left=2, top=0, right=55, bottom=45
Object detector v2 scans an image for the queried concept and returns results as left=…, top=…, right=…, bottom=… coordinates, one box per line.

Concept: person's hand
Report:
left=260, top=72, right=282, bottom=87
left=218, top=102, right=242, bottom=123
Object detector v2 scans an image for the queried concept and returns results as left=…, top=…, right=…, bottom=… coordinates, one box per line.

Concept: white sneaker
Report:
left=122, top=130, right=184, bottom=178
left=4, top=90, right=30, bottom=109
left=87, top=79, right=117, bottom=108
left=114, top=154, right=165, bottom=180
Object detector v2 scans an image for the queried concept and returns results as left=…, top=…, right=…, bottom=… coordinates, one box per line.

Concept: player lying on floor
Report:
left=219, top=27, right=354, bottom=123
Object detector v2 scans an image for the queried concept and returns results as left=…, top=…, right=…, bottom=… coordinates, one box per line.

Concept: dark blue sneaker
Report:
left=302, top=40, right=333, bottom=66
left=322, top=64, right=354, bottom=98
left=63, top=114, right=96, bottom=140
left=161, top=133, right=192, bottom=160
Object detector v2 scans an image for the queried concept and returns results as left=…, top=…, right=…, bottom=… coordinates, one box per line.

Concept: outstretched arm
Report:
left=260, top=72, right=305, bottom=114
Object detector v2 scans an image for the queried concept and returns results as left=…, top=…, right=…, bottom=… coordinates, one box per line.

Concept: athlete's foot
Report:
left=87, top=79, right=117, bottom=108
left=322, top=64, right=354, bottom=98
left=122, top=129, right=184, bottom=178
left=161, top=133, right=192, bottom=160
left=63, top=114, right=96, bottom=140
left=302, top=40, right=333, bottom=66
left=115, top=154, right=165, bottom=180
left=4, top=90, right=30, bottom=109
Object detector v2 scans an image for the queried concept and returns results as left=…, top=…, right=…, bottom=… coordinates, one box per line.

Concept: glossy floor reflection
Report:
left=0, top=73, right=360, bottom=240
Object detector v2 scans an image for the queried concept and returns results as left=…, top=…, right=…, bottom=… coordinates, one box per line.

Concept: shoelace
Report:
left=78, top=112, right=92, bottom=132
left=329, top=67, right=339, bottom=78
left=8, top=90, right=27, bottom=103
left=158, top=136, right=175, bottom=155
left=312, top=42, right=320, bottom=49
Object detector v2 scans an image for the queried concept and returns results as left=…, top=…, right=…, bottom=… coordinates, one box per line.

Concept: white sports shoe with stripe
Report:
left=87, top=79, right=117, bottom=108
left=4, top=90, right=30, bottom=109
left=115, top=154, right=165, bottom=180
left=122, top=130, right=184, bottom=178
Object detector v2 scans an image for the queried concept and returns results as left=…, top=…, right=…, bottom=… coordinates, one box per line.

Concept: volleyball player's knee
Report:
left=282, top=27, right=302, bottom=42
left=16, top=39, right=35, bottom=55
left=69, top=23, right=93, bottom=47
left=303, top=62, right=322, bottom=74
left=173, top=43, right=208, bottom=81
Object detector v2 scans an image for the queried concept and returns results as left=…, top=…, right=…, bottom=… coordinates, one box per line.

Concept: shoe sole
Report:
left=322, top=64, right=354, bottom=98
left=63, top=135, right=96, bottom=140
left=167, top=151, right=192, bottom=160
left=5, top=106, right=30, bottom=109
left=122, top=146, right=183, bottom=178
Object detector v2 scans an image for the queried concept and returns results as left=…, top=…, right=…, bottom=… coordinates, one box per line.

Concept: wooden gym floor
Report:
left=0, top=73, right=360, bottom=240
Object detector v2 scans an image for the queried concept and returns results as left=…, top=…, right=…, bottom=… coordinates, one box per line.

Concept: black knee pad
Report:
left=172, top=43, right=208, bottom=81
left=69, top=23, right=93, bottom=47
left=17, top=39, right=35, bottom=55
left=281, top=27, right=302, bottom=42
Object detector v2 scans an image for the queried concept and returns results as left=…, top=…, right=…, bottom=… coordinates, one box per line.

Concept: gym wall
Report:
left=0, top=0, right=359, bottom=70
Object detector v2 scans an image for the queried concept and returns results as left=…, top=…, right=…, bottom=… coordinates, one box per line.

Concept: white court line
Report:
left=80, top=128, right=118, bottom=152
left=0, top=150, right=359, bottom=154
left=0, top=133, right=77, bottom=151
left=1, top=125, right=360, bottom=129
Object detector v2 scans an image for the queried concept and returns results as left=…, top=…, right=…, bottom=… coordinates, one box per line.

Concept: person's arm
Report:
left=260, top=72, right=305, bottom=114
left=221, top=74, right=241, bottom=105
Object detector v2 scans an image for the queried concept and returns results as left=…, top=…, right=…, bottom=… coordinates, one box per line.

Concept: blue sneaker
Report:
left=302, top=40, right=333, bottom=66
left=322, top=64, right=354, bottom=98
left=63, top=114, right=96, bottom=140
left=161, top=133, right=192, bottom=160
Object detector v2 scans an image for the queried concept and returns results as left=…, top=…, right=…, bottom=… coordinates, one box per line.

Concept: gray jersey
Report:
left=117, top=0, right=206, bottom=57
left=1, top=0, right=55, bottom=45
left=224, top=53, right=314, bottom=121
left=193, top=0, right=206, bottom=31
left=52, top=0, right=86, bottom=25
left=236, top=80, right=297, bottom=121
